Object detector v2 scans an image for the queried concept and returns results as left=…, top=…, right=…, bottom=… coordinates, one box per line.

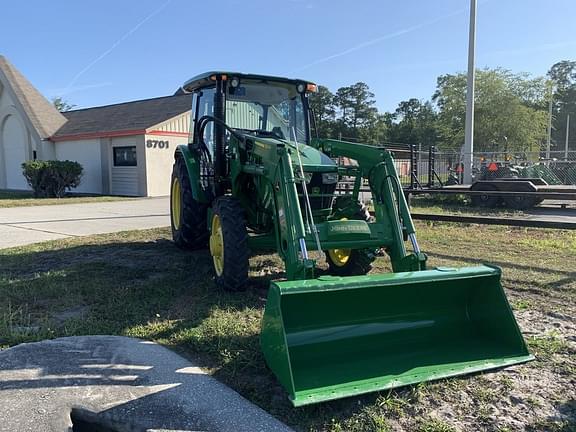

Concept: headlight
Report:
left=295, top=170, right=313, bottom=184
left=322, top=172, right=339, bottom=184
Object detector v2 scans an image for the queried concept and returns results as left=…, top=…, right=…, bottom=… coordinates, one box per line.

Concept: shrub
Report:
left=22, top=160, right=83, bottom=198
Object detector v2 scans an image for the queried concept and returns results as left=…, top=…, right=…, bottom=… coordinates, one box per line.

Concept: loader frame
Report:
left=176, top=137, right=427, bottom=280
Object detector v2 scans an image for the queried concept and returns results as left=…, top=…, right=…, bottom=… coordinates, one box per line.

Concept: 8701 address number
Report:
left=146, top=139, right=169, bottom=149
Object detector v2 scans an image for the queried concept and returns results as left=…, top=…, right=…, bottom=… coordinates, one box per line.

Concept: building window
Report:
left=113, top=146, right=137, bottom=166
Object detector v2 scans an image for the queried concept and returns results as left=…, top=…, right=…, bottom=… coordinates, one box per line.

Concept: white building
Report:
left=0, top=55, right=192, bottom=196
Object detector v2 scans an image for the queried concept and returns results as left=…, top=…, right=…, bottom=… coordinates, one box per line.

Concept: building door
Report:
left=1, top=114, right=28, bottom=190
left=110, top=144, right=139, bottom=196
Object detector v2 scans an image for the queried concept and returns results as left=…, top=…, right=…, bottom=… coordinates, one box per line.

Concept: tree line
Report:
left=309, top=60, right=576, bottom=154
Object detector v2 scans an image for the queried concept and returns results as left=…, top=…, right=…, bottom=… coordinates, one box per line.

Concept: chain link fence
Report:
left=427, top=150, right=576, bottom=186
left=373, top=144, right=576, bottom=188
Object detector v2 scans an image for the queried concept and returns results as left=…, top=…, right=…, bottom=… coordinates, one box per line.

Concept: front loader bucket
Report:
left=261, top=265, right=533, bottom=406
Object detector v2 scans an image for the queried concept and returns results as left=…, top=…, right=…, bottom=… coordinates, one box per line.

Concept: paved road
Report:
left=0, top=197, right=170, bottom=249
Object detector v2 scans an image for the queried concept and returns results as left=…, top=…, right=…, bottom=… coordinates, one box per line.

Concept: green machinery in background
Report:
left=169, top=72, right=533, bottom=406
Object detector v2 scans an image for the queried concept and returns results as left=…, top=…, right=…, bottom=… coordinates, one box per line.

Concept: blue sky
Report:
left=1, top=0, right=575, bottom=112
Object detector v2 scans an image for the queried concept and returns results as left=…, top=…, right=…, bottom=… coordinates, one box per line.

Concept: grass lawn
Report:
left=0, top=224, right=574, bottom=431
left=409, top=195, right=528, bottom=217
left=0, top=190, right=134, bottom=208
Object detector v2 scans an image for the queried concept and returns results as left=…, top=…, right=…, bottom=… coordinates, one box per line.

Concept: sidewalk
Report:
left=0, top=197, right=171, bottom=249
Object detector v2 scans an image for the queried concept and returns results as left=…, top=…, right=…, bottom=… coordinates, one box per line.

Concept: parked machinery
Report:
left=170, top=72, right=532, bottom=406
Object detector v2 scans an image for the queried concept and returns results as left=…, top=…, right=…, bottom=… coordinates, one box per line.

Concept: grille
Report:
left=296, top=172, right=336, bottom=212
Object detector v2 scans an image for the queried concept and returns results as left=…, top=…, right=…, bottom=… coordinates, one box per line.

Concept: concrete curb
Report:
left=0, top=335, right=294, bottom=432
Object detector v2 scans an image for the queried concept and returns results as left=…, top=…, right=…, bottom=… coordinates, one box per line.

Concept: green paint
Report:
left=261, top=265, right=533, bottom=406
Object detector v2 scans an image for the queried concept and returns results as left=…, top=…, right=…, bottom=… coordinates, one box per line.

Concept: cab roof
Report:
left=181, top=71, right=316, bottom=93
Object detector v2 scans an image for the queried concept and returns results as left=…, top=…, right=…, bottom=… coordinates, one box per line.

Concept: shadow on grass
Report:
left=0, top=236, right=307, bottom=425
left=0, top=234, right=410, bottom=430
left=526, top=398, right=576, bottom=431
left=0, top=236, right=269, bottom=345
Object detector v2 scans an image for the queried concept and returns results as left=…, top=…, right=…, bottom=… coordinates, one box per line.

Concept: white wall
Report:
left=144, top=133, right=188, bottom=196
left=55, top=139, right=102, bottom=194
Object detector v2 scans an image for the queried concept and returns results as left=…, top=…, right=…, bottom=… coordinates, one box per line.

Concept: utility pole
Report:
left=565, top=114, right=571, bottom=160
left=463, top=0, right=477, bottom=184
left=546, top=83, right=553, bottom=159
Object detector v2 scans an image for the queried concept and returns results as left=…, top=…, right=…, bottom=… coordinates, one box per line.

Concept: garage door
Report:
left=1, top=114, right=28, bottom=190
left=111, top=145, right=139, bottom=196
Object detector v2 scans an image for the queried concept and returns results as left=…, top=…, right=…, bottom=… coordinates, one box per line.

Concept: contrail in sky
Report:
left=47, top=82, right=114, bottom=97
left=65, top=0, right=172, bottom=90
left=290, top=5, right=474, bottom=74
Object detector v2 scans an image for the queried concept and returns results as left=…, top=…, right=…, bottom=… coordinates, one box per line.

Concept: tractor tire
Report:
left=325, top=198, right=376, bottom=276
left=170, top=157, right=208, bottom=250
left=209, top=197, right=250, bottom=292
left=470, top=184, right=501, bottom=208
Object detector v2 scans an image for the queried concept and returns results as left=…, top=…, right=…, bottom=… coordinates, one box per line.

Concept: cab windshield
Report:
left=225, top=80, right=308, bottom=143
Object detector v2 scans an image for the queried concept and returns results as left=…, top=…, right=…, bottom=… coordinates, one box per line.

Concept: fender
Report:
left=174, top=145, right=209, bottom=203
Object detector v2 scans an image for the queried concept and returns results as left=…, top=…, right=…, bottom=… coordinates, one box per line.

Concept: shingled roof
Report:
left=0, top=55, right=67, bottom=138
left=53, top=94, right=193, bottom=139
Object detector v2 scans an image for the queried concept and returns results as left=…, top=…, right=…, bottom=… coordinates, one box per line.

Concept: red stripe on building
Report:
left=51, top=129, right=146, bottom=142
left=147, top=130, right=189, bottom=137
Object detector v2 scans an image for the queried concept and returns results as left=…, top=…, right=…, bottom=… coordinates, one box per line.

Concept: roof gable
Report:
left=54, top=94, right=192, bottom=140
left=0, top=56, right=67, bottom=138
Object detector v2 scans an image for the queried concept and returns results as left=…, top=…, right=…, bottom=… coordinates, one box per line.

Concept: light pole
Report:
left=546, top=82, right=554, bottom=159
left=463, top=0, right=477, bottom=184
left=565, top=114, right=571, bottom=160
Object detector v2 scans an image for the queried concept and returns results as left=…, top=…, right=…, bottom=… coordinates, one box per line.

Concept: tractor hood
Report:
left=251, top=136, right=337, bottom=173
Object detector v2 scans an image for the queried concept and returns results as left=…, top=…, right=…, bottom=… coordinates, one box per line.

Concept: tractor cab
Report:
left=181, top=72, right=338, bottom=218
left=181, top=71, right=315, bottom=144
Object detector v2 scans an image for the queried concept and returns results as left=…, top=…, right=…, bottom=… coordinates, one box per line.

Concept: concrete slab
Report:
left=0, top=197, right=171, bottom=249
left=0, top=336, right=293, bottom=432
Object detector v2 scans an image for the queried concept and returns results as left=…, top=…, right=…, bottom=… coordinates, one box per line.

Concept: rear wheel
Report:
left=170, top=157, right=208, bottom=249
left=209, top=197, right=250, bottom=291
left=470, top=184, right=500, bottom=208
left=325, top=198, right=375, bottom=276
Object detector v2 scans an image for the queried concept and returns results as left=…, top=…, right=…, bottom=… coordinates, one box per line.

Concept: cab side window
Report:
left=195, top=88, right=216, bottom=157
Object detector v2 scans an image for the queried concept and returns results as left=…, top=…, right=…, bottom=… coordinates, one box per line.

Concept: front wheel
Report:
left=326, top=248, right=375, bottom=276
left=209, top=197, right=250, bottom=291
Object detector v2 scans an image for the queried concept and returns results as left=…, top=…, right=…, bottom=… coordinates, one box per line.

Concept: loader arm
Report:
left=269, top=143, right=316, bottom=280
left=316, top=138, right=426, bottom=272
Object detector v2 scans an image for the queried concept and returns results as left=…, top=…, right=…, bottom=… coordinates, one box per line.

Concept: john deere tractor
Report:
left=170, top=72, right=532, bottom=406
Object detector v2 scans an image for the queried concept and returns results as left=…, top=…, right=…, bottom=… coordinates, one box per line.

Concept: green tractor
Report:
left=170, top=72, right=533, bottom=406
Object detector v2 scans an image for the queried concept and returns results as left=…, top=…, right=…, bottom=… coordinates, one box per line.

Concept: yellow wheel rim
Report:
left=209, top=214, right=224, bottom=276
left=171, top=177, right=182, bottom=230
left=328, top=248, right=351, bottom=267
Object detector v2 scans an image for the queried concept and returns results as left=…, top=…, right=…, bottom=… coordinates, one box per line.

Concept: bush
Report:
left=22, top=160, right=83, bottom=198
